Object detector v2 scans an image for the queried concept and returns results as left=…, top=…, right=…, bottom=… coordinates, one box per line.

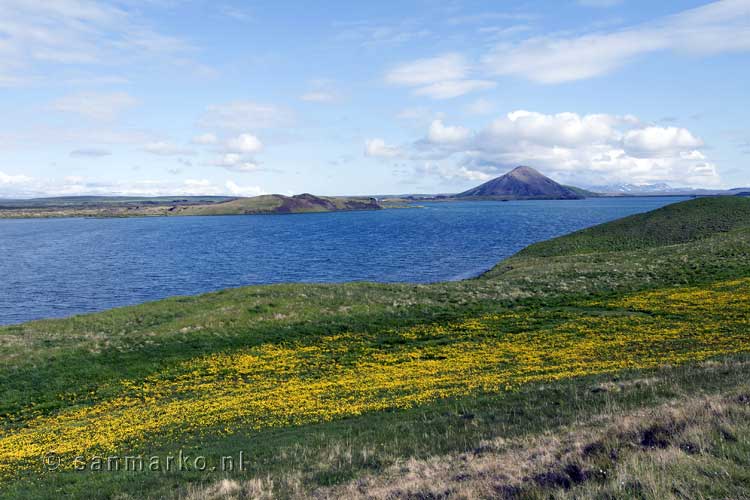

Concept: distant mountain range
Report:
left=585, top=183, right=750, bottom=196
left=586, top=183, right=674, bottom=194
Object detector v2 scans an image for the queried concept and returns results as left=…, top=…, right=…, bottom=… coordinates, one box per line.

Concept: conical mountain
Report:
left=455, top=166, right=583, bottom=199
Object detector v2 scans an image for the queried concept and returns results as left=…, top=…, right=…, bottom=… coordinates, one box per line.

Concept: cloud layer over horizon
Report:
left=0, top=0, right=748, bottom=197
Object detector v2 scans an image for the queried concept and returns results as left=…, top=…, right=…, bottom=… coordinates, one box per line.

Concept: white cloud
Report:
left=483, top=0, right=750, bottom=83
left=143, top=141, right=195, bottom=156
left=0, top=0, right=190, bottom=85
left=386, top=53, right=468, bottom=85
left=623, top=126, right=703, bottom=156
left=191, top=133, right=218, bottom=145
left=386, top=53, right=496, bottom=99
left=364, top=138, right=401, bottom=158
left=486, top=110, right=621, bottom=147
left=414, top=79, right=496, bottom=99
left=0, top=171, right=264, bottom=198
left=428, top=120, right=470, bottom=144
left=225, top=134, right=264, bottom=154
left=52, top=92, right=138, bottom=121
left=414, top=162, right=493, bottom=182
left=200, top=101, right=294, bottom=131
left=0, top=170, right=33, bottom=187
left=225, top=180, right=265, bottom=197
left=211, top=153, right=259, bottom=173
left=393, top=110, right=721, bottom=188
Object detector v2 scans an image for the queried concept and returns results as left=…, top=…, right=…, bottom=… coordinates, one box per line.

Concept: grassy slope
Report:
left=1, top=197, right=750, bottom=498
left=0, top=194, right=381, bottom=218
left=517, top=196, right=750, bottom=257
left=176, top=194, right=380, bottom=216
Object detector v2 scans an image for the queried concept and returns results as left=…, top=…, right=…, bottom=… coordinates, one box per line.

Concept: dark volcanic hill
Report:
left=455, top=166, right=583, bottom=200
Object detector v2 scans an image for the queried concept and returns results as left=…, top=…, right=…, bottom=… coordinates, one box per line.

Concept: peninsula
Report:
left=0, top=193, right=382, bottom=219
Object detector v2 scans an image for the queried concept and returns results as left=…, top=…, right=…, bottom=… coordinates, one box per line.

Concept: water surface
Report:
left=0, top=197, right=686, bottom=325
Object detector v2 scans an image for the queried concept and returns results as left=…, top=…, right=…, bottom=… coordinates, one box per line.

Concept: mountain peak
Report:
left=510, top=165, right=538, bottom=173
left=455, top=166, right=583, bottom=200
left=507, top=166, right=543, bottom=178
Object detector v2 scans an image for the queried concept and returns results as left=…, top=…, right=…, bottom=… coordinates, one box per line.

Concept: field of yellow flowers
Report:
left=2, top=276, right=749, bottom=480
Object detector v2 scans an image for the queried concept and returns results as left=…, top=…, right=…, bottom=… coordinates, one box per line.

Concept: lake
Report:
left=0, top=197, right=686, bottom=325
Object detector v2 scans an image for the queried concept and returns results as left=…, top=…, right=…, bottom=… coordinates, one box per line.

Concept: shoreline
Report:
left=0, top=197, right=687, bottom=326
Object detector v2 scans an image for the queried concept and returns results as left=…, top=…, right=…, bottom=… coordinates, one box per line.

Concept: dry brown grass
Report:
left=181, top=378, right=750, bottom=500
left=314, top=390, right=749, bottom=499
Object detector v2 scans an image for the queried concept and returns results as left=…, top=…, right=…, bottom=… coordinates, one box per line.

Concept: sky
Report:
left=0, top=0, right=749, bottom=198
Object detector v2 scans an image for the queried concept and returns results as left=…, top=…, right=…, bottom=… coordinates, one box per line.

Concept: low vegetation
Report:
left=1, top=196, right=749, bottom=498
left=0, top=194, right=381, bottom=219
left=518, top=196, right=750, bottom=257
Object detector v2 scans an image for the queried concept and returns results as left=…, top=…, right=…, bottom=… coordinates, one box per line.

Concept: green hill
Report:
left=0, top=193, right=381, bottom=218
left=176, top=193, right=381, bottom=216
left=517, top=196, right=750, bottom=258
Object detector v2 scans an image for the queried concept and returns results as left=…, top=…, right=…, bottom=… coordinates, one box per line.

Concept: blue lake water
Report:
left=0, top=197, right=687, bottom=325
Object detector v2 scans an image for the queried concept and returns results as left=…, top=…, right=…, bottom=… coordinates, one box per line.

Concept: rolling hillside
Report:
left=517, top=196, right=750, bottom=257
left=0, top=193, right=382, bottom=219
left=1, top=197, right=750, bottom=499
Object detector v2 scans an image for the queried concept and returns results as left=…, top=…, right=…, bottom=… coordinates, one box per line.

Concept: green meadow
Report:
left=1, top=196, right=750, bottom=499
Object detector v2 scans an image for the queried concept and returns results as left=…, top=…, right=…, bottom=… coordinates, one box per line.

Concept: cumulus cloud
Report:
left=364, top=138, right=401, bottom=158
left=385, top=53, right=494, bottom=99
left=390, top=110, right=721, bottom=188
left=483, top=0, right=750, bottom=83
left=484, top=110, right=624, bottom=147
left=225, top=180, right=265, bottom=197
left=52, top=92, right=138, bottom=121
left=427, top=120, right=471, bottom=144
left=623, top=126, right=703, bottom=156
left=200, top=133, right=265, bottom=172
left=211, top=153, right=259, bottom=173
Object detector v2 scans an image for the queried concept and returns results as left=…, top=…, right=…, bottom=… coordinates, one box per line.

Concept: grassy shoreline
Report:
left=1, top=196, right=750, bottom=498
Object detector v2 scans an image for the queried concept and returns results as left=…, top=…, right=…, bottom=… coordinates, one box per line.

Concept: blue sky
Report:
left=0, top=0, right=749, bottom=197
